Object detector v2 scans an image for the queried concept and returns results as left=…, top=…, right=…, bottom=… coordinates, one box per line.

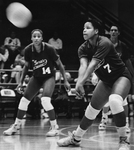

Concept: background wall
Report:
left=95, top=0, right=134, bottom=29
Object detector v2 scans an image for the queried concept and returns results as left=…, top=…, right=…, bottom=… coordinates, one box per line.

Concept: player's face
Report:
left=83, top=22, right=98, bottom=40
left=31, top=31, right=43, bottom=45
left=110, top=26, right=120, bottom=38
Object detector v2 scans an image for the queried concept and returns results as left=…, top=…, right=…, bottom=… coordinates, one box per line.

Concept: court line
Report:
left=0, top=123, right=134, bottom=147
left=58, top=124, right=134, bottom=147
left=0, top=123, right=134, bottom=130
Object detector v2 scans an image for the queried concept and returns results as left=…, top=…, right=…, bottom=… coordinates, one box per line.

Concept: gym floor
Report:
left=0, top=117, right=134, bottom=150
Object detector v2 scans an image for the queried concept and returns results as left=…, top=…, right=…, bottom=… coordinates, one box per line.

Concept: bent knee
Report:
left=109, top=94, right=124, bottom=115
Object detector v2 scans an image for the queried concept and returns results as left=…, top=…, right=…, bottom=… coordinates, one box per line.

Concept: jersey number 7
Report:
left=103, top=64, right=111, bottom=73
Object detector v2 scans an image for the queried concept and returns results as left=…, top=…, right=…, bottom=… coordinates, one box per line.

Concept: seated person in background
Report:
left=0, top=45, right=9, bottom=69
left=48, top=31, right=63, bottom=55
left=4, top=31, right=21, bottom=52
left=0, top=45, right=9, bottom=82
left=9, top=49, right=25, bottom=83
left=4, top=31, right=21, bottom=82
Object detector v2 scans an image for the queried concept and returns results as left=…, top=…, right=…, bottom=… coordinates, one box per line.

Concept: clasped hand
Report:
left=75, top=82, right=85, bottom=99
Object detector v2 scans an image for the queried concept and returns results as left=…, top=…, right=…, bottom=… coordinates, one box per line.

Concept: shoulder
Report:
left=48, top=38, right=53, bottom=42
left=16, top=38, right=20, bottom=40
left=5, top=37, right=10, bottom=39
left=45, top=42, right=54, bottom=48
left=78, top=41, right=89, bottom=58
left=79, top=41, right=88, bottom=50
left=58, top=38, right=62, bottom=42
left=99, top=36, right=111, bottom=44
left=44, top=42, right=56, bottom=52
left=24, top=43, right=33, bottom=53
left=5, top=37, right=10, bottom=41
left=99, top=36, right=113, bottom=47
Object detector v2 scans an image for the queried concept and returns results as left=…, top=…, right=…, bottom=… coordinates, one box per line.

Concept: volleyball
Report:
left=6, top=2, right=32, bottom=28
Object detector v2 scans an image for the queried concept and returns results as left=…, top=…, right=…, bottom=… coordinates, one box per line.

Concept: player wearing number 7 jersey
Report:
left=3, top=29, right=71, bottom=137
left=57, top=19, right=131, bottom=150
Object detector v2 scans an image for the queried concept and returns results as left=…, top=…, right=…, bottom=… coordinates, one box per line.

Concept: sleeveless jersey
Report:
left=78, top=36, right=126, bottom=83
left=24, top=42, right=59, bottom=78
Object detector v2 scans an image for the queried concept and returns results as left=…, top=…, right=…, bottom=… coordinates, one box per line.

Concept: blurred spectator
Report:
left=0, top=45, right=9, bottom=69
left=0, top=45, right=9, bottom=83
left=9, top=49, right=25, bottom=83
left=4, top=31, right=21, bottom=82
left=4, top=31, right=21, bottom=68
left=4, top=31, right=21, bottom=52
left=48, top=31, right=63, bottom=55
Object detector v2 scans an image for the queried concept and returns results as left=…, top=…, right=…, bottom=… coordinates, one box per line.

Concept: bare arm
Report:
left=0, top=49, right=9, bottom=62
left=77, top=57, right=88, bottom=83
left=55, top=58, right=68, bottom=83
left=19, top=61, right=30, bottom=84
left=55, top=58, right=71, bottom=90
left=79, top=58, right=100, bottom=85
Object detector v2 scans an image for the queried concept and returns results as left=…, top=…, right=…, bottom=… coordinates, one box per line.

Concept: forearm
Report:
left=20, top=65, right=29, bottom=84
left=58, top=64, right=68, bottom=82
left=80, top=65, right=94, bottom=85
left=77, top=65, right=87, bottom=83
left=0, top=55, right=6, bottom=62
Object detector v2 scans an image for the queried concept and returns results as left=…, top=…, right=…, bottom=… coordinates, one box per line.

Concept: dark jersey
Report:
left=78, top=36, right=126, bottom=83
left=114, top=40, right=130, bottom=63
left=24, top=42, right=59, bottom=78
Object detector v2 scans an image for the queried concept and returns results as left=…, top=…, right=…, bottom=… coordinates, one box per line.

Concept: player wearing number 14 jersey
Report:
left=3, top=29, right=70, bottom=136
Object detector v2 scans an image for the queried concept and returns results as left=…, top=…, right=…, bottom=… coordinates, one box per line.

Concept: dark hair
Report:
left=110, top=25, right=120, bottom=32
left=87, top=18, right=102, bottom=33
left=31, top=29, right=43, bottom=36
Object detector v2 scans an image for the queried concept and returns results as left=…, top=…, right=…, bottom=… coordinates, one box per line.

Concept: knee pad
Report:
left=109, top=94, right=124, bottom=115
left=123, top=97, right=128, bottom=106
left=41, top=97, right=54, bottom=111
left=18, top=97, right=30, bottom=111
left=85, top=103, right=100, bottom=120
left=104, top=102, right=110, bottom=107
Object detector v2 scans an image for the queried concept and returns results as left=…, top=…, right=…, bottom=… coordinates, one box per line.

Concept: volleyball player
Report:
left=57, top=19, right=131, bottom=150
left=3, top=29, right=71, bottom=137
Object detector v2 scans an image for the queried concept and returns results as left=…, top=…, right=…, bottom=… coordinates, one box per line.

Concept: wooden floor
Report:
left=0, top=116, right=134, bottom=150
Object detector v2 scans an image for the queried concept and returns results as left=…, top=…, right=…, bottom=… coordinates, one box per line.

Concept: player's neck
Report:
left=34, top=45, right=42, bottom=53
left=110, top=36, right=118, bottom=44
left=89, top=35, right=99, bottom=47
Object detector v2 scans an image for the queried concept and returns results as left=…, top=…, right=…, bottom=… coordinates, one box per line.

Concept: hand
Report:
left=91, top=73, right=98, bottom=86
left=131, top=94, right=134, bottom=101
left=15, top=82, right=24, bottom=94
left=64, top=80, right=71, bottom=92
left=75, top=82, right=85, bottom=99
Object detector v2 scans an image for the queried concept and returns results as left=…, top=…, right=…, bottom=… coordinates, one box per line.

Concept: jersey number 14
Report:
left=42, top=67, right=51, bottom=74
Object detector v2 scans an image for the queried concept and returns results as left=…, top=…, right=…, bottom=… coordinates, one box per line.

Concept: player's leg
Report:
left=123, top=97, right=130, bottom=133
left=109, top=77, right=131, bottom=150
left=40, top=76, right=59, bottom=137
left=99, top=97, right=130, bottom=133
left=57, top=80, right=111, bottom=146
left=3, top=76, right=41, bottom=135
left=99, top=102, right=110, bottom=130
